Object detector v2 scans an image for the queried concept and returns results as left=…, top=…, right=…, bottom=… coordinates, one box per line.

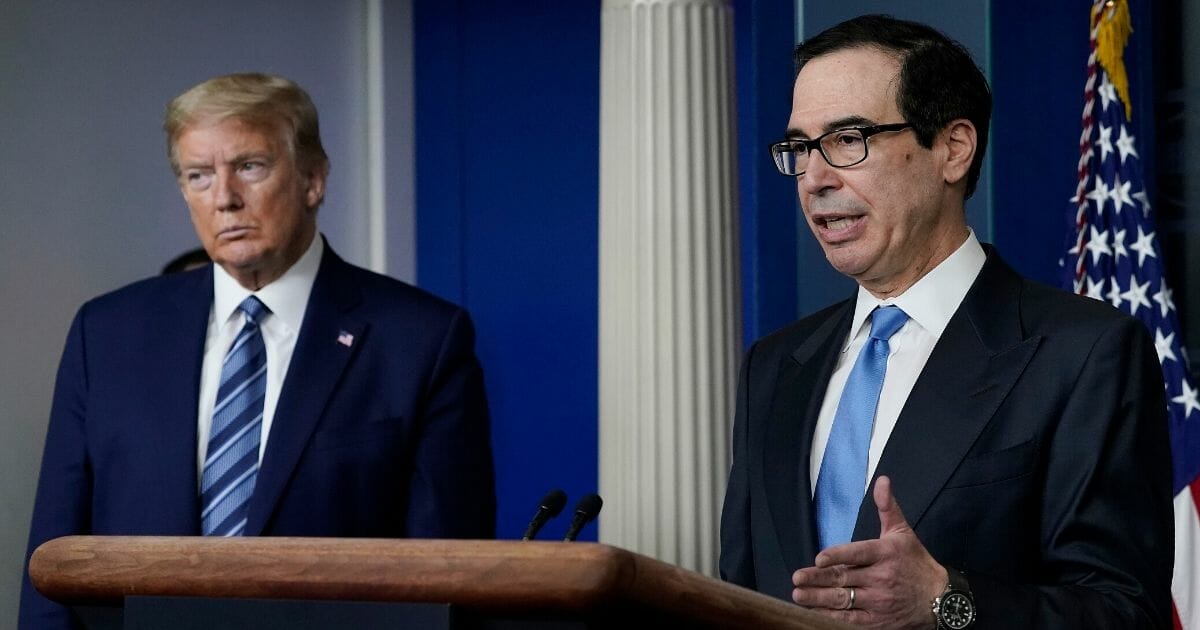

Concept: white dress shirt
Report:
left=196, top=233, right=323, bottom=482
left=809, top=230, right=987, bottom=495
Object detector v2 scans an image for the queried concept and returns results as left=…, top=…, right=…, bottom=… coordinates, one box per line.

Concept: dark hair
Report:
left=794, top=15, right=992, bottom=199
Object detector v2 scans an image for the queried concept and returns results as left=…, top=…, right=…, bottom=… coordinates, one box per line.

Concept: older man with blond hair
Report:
left=22, top=73, right=496, bottom=630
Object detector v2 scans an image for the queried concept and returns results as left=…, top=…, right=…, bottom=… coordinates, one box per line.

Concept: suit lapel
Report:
left=764, top=301, right=852, bottom=569
left=245, top=247, right=367, bottom=535
left=852, top=251, right=1041, bottom=540
left=144, top=267, right=212, bottom=533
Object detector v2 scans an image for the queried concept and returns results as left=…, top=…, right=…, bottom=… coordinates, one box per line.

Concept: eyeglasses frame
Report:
left=768, top=122, right=913, bottom=176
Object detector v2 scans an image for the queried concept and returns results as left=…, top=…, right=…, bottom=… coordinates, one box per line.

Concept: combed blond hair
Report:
left=164, top=73, right=329, bottom=177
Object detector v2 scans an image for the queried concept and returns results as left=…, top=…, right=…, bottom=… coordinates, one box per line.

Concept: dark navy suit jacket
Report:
left=719, top=248, right=1173, bottom=628
left=21, top=243, right=496, bottom=629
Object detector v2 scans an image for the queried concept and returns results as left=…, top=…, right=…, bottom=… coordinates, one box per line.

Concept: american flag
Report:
left=1063, top=1, right=1200, bottom=627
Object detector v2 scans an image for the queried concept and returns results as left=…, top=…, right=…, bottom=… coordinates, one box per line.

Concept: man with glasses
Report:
left=719, top=15, right=1172, bottom=629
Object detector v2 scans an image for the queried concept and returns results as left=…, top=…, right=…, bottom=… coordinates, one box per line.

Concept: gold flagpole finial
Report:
left=1092, top=0, right=1134, bottom=120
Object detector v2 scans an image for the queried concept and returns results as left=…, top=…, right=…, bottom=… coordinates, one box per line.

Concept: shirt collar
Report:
left=212, top=231, right=324, bottom=333
left=844, top=229, right=986, bottom=349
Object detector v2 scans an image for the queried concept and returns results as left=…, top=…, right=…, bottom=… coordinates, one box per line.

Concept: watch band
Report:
left=947, top=567, right=971, bottom=594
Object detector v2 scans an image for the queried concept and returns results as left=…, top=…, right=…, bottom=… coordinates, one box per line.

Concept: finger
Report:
left=792, top=563, right=851, bottom=587
left=814, top=538, right=886, bottom=568
left=874, top=475, right=911, bottom=535
left=791, top=584, right=855, bottom=610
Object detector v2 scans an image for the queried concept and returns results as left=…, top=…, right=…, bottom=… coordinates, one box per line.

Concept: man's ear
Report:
left=304, top=162, right=329, bottom=209
left=940, top=119, right=977, bottom=187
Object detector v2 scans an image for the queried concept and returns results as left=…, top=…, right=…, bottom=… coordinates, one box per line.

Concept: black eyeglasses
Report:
left=769, top=123, right=912, bottom=176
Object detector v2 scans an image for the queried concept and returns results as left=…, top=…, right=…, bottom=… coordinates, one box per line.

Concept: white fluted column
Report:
left=598, top=0, right=741, bottom=576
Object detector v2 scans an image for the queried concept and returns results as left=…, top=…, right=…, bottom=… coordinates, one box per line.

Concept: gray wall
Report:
left=0, top=1, right=413, bottom=624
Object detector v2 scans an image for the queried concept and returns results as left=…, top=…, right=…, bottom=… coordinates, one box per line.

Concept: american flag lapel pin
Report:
left=337, top=330, right=354, bottom=347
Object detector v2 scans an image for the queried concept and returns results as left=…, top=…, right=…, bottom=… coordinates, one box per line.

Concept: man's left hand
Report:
left=792, top=475, right=948, bottom=629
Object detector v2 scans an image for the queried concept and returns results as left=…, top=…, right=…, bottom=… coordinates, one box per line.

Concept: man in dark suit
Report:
left=21, top=73, right=496, bottom=629
left=719, top=15, right=1172, bottom=629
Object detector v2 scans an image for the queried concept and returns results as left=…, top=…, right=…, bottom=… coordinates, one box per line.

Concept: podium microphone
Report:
left=563, top=493, right=603, bottom=542
left=522, top=489, right=568, bottom=540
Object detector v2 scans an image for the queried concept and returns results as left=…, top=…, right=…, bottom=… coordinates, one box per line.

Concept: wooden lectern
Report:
left=29, top=536, right=852, bottom=629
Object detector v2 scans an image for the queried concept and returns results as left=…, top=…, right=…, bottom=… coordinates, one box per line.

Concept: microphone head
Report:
left=562, top=493, right=604, bottom=541
left=522, top=489, right=568, bottom=541
left=540, top=489, right=567, bottom=517
left=576, top=493, right=603, bottom=519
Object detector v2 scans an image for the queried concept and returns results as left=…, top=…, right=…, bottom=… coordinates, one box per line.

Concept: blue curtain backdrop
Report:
left=414, top=0, right=602, bottom=540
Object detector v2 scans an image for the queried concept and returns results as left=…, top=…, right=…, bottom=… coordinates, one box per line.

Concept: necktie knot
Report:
left=239, top=296, right=270, bottom=325
left=869, top=306, right=908, bottom=341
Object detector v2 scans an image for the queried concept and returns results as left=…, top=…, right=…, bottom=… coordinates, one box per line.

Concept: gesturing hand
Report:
left=792, top=476, right=948, bottom=629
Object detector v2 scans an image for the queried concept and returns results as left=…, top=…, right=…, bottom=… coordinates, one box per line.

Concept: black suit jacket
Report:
left=21, top=242, right=496, bottom=629
left=720, top=248, right=1173, bottom=628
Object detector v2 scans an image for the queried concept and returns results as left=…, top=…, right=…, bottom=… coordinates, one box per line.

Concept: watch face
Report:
left=939, top=591, right=976, bottom=629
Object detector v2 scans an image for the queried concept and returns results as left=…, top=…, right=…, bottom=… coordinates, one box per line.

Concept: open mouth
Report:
left=810, top=213, right=866, bottom=243
left=815, top=215, right=863, bottom=231
left=821, top=217, right=858, bottom=231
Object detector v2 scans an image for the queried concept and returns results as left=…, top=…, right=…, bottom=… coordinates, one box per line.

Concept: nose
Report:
left=213, top=168, right=244, bottom=212
left=796, top=147, right=842, bottom=197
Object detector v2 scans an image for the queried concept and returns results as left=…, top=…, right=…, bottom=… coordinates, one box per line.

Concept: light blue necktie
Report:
left=201, top=296, right=270, bottom=536
left=814, top=305, right=908, bottom=550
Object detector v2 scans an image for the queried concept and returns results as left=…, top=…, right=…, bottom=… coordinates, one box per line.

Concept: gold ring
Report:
left=843, top=586, right=856, bottom=610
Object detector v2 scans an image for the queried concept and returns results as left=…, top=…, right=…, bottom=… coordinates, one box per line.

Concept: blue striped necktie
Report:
left=814, top=305, right=908, bottom=550
left=201, top=296, right=270, bottom=536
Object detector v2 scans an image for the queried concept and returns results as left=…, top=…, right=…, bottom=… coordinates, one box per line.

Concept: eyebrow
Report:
left=786, top=115, right=877, bottom=139
left=224, top=151, right=274, bottom=166
left=179, top=151, right=274, bottom=171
